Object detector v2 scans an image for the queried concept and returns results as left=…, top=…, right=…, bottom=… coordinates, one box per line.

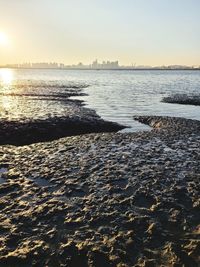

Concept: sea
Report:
left=0, top=68, right=199, bottom=132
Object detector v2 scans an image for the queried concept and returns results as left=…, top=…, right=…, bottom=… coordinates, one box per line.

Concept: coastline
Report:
left=0, top=86, right=125, bottom=146
left=0, top=115, right=199, bottom=266
left=0, top=78, right=199, bottom=266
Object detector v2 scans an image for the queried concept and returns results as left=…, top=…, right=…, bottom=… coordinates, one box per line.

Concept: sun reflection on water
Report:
left=0, top=69, right=15, bottom=119
left=0, top=68, right=14, bottom=86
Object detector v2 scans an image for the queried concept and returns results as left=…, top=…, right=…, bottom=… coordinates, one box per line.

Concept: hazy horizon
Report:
left=1, top=60, right=199, bottom=68
left=0, top=0, right=200, bottom=66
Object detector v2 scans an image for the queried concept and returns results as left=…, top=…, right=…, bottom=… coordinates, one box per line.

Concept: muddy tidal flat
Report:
left=0, top=115, right=199, bottom=267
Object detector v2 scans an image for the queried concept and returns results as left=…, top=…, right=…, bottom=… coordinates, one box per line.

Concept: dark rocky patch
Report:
left=162, top=94, right=200, bottom=106
left=0, top=115, right=125, bottom=146
left=0, top=84, right=125, bottom=145
left=133, top=115, right=200, bottom=133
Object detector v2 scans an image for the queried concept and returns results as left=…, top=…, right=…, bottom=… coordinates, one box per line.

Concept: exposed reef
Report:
left=0, top=116, right=199, bottom=266
left=162, top=94, right=200, bottom=106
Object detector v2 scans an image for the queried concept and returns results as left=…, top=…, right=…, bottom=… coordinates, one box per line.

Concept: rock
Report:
left=162, top=94, right=200, bottom=106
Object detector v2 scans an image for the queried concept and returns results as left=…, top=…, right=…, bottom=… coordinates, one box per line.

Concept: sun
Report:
left=0, top=32, right=8, bottom=46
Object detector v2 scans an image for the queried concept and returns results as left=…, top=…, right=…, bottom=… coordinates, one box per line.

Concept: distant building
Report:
left=91, top=59, right=119, bottom=69
left=92, top=59, right=99, bottom=69
left=30, top=62, right=58, bottom=68
left=2, top=60, right=197, bottom=70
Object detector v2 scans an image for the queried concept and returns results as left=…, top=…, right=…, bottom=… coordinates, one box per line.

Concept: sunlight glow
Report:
left=0, top=69, right=14, bottom=85
left=0, top=32, right=9, bottom=46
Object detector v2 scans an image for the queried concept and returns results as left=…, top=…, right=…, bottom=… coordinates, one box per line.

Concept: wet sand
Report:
left=0, top=115, right=199, bottom=266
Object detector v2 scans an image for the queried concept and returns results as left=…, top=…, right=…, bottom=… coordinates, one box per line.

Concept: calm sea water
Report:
left=0, top=68, right=199, bottom=131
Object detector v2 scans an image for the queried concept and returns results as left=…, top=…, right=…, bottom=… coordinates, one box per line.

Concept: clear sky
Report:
left=0, top=0, right=200, bottom=66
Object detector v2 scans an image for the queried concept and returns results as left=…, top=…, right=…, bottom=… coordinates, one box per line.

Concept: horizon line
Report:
left=0, top=59, right=200, bottom=68
left=1, top=66, right=200, bottom=71
left=0, top=62, right=200, bottom=69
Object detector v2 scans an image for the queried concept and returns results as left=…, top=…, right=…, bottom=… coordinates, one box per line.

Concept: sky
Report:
left=0, top=0, right=200, bottom=66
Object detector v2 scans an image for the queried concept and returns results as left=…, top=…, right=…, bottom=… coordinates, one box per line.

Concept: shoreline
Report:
left=0, top=86, right=125, bottom=146
left=0, top=79, right=199, bottom=266
left=0, top=115, right=199, bottom=266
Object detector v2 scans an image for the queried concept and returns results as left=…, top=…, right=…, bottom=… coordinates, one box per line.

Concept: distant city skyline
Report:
left=0, top=0, right=200, bottom=66
left=1, top=59, right=199, bottom=70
